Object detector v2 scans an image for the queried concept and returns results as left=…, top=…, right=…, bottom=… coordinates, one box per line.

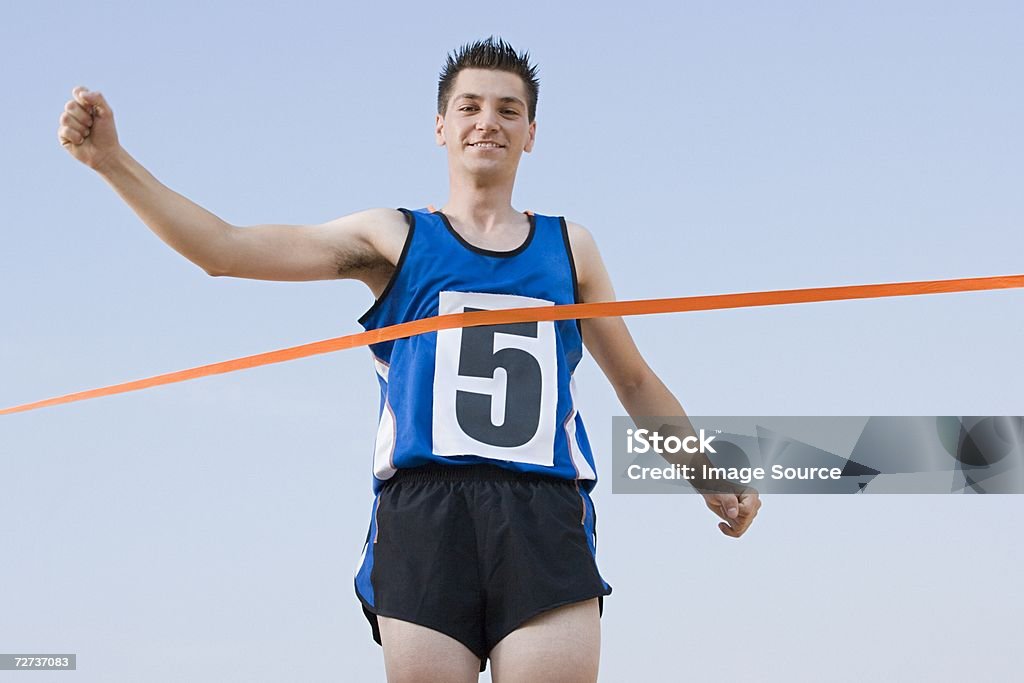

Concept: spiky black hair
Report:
left=437, top=36, right=540, bottom=122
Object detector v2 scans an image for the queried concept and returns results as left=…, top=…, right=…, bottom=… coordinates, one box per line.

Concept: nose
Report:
left=475, top=108, right=500, bottom=132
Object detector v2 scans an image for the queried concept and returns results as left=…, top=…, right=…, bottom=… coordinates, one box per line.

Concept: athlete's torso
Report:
left=359, top=208, right=599, bottom=493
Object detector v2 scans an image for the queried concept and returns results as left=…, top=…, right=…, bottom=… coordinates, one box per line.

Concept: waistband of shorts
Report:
left=384, top=463, right=576, bottom=485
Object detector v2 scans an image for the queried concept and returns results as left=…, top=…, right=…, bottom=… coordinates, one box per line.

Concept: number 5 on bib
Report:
left=432, top=291, right=558, bottom=465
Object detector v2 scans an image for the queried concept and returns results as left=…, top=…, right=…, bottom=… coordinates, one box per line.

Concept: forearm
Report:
left=618, top=372, right=725, bottom=489
left=616, top=369, right=684, bottom=423
left=96, top=148, right=234, bottom=274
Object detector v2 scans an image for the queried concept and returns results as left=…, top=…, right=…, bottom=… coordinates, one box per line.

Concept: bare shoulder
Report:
left=563, top=220, right=594, bottom=245
left=563, top=220, right=604, bottom=291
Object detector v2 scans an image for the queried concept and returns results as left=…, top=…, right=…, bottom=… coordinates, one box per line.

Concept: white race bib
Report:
left=432, top=291, right=557, bottom=465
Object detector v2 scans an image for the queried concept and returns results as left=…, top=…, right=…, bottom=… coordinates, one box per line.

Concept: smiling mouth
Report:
left=468, top=142, right=505, bottom=148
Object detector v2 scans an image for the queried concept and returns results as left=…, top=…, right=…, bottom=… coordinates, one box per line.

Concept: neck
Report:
left=441, top=170, right=520, bottom=231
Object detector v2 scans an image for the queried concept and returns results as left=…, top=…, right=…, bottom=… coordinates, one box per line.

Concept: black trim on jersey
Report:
left=357, top=208, right=415, bottom=326
left=436, top=210, right=536, bottom=257
left=559, top=216, right=584, bottom=339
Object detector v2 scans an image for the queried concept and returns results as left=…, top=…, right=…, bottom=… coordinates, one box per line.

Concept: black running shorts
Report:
left=354, top=463, right=612, bottom=672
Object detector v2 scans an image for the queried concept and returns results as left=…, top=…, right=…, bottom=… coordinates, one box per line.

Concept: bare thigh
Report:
left=489, top=598, right=601, bottom=683
left=376, top=615, right=481, bottom=683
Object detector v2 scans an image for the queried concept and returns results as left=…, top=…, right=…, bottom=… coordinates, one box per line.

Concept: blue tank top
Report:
left=358, top=208, right=599, bottom=493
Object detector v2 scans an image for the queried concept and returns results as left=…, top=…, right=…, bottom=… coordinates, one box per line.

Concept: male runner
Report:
left=58, top=37, right=761, bottom=683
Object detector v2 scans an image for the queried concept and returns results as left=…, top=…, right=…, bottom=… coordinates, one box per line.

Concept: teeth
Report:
left=471, top=143, right=501, bottom=148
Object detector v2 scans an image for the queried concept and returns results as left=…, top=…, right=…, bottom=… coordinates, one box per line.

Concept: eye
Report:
left=459, top=106, right=478, bottom=112
left=502, top=109, right=520, bottom=116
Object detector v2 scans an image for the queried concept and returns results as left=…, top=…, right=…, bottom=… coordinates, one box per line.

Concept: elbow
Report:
left=614, top=367, right=655, bottom=403
left=203, top=223, right=236, bottom=276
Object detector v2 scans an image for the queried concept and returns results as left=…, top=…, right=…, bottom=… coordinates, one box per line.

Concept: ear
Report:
left=435, top=113, right=446, bottom=147
left=523, top=119, right=537, bottom=153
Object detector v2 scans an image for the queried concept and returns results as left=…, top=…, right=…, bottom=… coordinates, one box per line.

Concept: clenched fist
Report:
left=58, top=86, right=120, bottom=172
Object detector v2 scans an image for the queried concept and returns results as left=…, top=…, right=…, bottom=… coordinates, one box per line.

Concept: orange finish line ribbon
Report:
left=3, top=273, right=1023, bottom=416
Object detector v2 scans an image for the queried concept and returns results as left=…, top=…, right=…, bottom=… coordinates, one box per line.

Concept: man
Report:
left=58, top=37, right=760, bottom=683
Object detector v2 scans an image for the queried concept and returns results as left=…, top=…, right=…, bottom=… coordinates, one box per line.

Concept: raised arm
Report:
left=566, top=221, right=762, bottom=537
left=57, top=86, right=406, bottom=285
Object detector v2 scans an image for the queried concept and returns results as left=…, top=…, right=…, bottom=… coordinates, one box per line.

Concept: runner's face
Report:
left=436, top=68, right=536, bottom=176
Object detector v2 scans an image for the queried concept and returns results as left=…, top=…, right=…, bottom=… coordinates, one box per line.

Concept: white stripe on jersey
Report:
left=373, top=400, right=397, bottom=481
left=565, top=376, right=596, bottom=480
left=372, top=355, right=390, bottom=383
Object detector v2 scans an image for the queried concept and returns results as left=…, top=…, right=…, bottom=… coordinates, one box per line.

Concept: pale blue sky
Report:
left=2, top=1, right=1022, bottom=681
